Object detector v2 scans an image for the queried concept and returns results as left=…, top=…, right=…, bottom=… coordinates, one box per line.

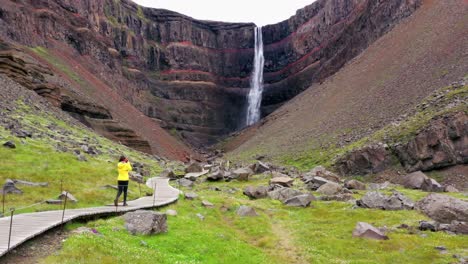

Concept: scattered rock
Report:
left=13, top=179, right=48, bottom=187
left=232, top=168, right=253, bottom=181
left=1, top=179, right=23, bottom=194
left=447, top=221, right=468, bottom=234
left=124, top=210, right=167, bottom=235
left=352, top=222, right=389, bottom=240
left=196, top=213, right=205, bottom=220
left=249, top=161, right=270, bottom=174
left=166, top=209, right=178, bottom=216
left=402, top=171, right=441, bottom=191
left=185, top=162, right=203, bottom=173
left=344, top=179, right=366, bottom=190
left=419, top=220, right=437, bottom=232
left=356, top=191, right=414, bottom=210
left=58, top=191, right=78, bottom=203
left=304, top=176, right=331, bottom=191
left=3, top=141, right=16, bottom=149
left=207, top=170, right=224, bottom=181
left=444, top=185, right=459, bottom=193
left=243, top=186, right=269, bottom=199
left=236, top=205, right=258, bottom=217
left=201, top=200, right=214, bottom=208
left=416, top=193, right=468, bottom=223
left=269, top=176, right=294, bottom=187
left=159, top=169, right=176, bottom=179
left=284, top=194, right=316, bottom=207
left=178, top=178, right=194, bottom=188
left=306, top=166, right=341, bottom=182
left=184, top=170, right=209, bottom=181
left=317, top=182, right=343, bottom=196
left=319, top=193, right=354, bottom=202
left=184, top=192, right=198, bottom=200
left=420, top=178, right=443, bottom=192
left=129, top=172, right=145, bottom=184
left=337, top=144, right=392, bottom=175
left=268, top=188, right=303, bottom=202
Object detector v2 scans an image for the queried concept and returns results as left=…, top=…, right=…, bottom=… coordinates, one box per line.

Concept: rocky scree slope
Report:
left=0, top=0, right=421, bottom=147
left=225, top=0, right=468, bottom=171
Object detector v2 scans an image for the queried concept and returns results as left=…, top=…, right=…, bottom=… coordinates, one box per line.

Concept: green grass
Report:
left=45, top=178, right=468, bottom=264
left=0, top=101, right=159, bottom=216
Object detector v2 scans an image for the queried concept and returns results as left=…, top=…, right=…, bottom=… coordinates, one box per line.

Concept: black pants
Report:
left=116, top=180, right=129, bottom=203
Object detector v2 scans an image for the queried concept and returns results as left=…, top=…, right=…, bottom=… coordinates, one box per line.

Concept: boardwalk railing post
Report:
left=60, top=192, right=68, bottom=233
left=2, top=186, right=5, bottom=215
left=7, top=208, right=14, bottom=252
left=152, top=181, right=157, bottom=207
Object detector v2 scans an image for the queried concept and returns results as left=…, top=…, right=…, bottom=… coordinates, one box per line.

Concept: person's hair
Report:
left=119, top=155, right=126, bottom=162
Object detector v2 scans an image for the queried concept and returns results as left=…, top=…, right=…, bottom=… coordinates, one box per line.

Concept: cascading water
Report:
left=245, top=26, right=265, bottom=126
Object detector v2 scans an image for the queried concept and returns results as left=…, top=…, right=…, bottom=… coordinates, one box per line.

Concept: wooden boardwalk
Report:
left=0, top=177, right=180, bottom=258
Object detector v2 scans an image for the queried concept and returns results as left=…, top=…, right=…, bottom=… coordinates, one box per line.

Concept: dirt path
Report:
left=270, top=218, right=309, bottom=264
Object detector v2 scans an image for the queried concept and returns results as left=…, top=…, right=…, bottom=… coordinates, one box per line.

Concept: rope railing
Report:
left=1, top=176, right=158, bottom=256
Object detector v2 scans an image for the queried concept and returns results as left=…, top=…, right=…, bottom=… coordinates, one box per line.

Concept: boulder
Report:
left=420, top=178, right=443, bottom=192
left=1, top=179, right=22, bottom=194
left=307, top=166, right=341, bottom=182
left=319, top=193, right=354, bottom=202
left=317, top=182, right=342, bottom=196
left=13, top=179, right=48, bottom=187
left=284, top=194, right=316, bottom=207
left=304, top=176, right=331, bottom=191
left=124, top=210, right=167, bottom=235
left=268, top=188, right=303, bottom=202
left=444, top=185, right=459, bottom=193
left=357, top=191, right=414, bottom=210
left=418, top=220, right=437, bottom=232
left=207, top=170, right=224, bottom=182
left=402, top=171, right=429, bottom=189
left=232, top=168, right=253, bottom=181
left=184, top=170, right=209, bottom=181
left=243, top=186, right=269, bottom=199
left=269, top=176, right=294, bottom=187
left=416, top=193, right=468, bottom=223
left=3, top=141, right=16, bottom=149
left=129, top=172, right=145, bottom=184
left=178, top=178, right=194, bottom=188
left=352, top=222, right=389, bottom=240
left=184, top=192, right=198, bottom=200
left=58, top=191, right=78, bottom=203
left=249, top=161, right=270, bottom=174
left=159, top=169, right=175, bottom=179
left=166, top=209, right=178, bottom=216
left=236, top=205, right=258, bottom=217
left=447, top=221, right=468, bottom=234
left=344, top=180, right=366, bottom=190
left=185, top=162, right=203, bottom=173
left=201, top=200, right=214, bottom=208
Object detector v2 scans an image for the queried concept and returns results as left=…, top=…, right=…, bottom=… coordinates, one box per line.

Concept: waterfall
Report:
left=245, top=26, right=265, bottom=126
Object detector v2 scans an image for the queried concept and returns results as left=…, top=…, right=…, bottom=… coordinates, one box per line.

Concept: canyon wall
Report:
left=0, top=0, right=421, bottom=147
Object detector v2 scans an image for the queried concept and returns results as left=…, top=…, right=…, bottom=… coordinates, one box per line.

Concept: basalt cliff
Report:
left=0, top=0, right=421, bottom=153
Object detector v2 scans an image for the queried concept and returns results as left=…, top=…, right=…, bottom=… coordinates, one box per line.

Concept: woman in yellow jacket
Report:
left=114, top=155, right=132, bottom=206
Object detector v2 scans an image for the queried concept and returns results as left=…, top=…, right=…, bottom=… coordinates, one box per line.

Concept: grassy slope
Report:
left=45, top=177, right=468, bottom=264
left=0, top=102, right=159, bottom=215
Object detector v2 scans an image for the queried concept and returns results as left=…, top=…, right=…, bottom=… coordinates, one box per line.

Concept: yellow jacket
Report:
left=117, top=162, right=132, bottom=181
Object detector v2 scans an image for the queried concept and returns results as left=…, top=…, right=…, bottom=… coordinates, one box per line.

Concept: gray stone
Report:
left=202, top=200, right=214, bottom=208
left=1, top=179, right=23, bottom=194
left=344, top=179, right=366, bottom=190
left=319, top=193, right=354, bottom=202
left=124, top=210, right=167, bottom=235
left=352, top=222, right=389, bottom=240
left=207, top=170, right=224, bottom=181
left=159, top=169, right=176, bottom=179
left=185, top=162, right=203, bottom=173
left=317, top=182, right=342, bottom=196
left=243, top=186, right=269, bottom=199
left=232, top=168, right=253, bottom=181
left=184, top=170, right=209, bottom=181
left=420, top=178, right=443, bottom=192
left=284, top=194, right=316, bottom=207
left=58, top=191, right=78, bottom=203
left=237, top=205, right=258, bottom=217
left=307, top=166, right=341, bottom=182
left=129, top=172, right=145, bottom=184
left=184, top=192, right=198, bottom=200
left=419, top=220, right=437, bottom=231
left=269, top=176, right=294, bottom=187
left=444, top=185, right=459, bottom=193
left=357, top=191, right=414, bottom=210
left=416, top=193, right=468, bottom=223
left=178, top=178, right=194, bottom=188
left=402, top=171, right=429, bottom=189
left=166, top=209, right=178, bottom=216
left=3, top=141, right=16, bottom=149
left=250, top=161, right=270, bottom=174
left=268, top=188, right=303, bottom=202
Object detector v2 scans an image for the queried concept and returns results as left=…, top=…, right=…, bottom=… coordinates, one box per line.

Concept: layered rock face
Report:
left=0, top=0, right=421, bottom=147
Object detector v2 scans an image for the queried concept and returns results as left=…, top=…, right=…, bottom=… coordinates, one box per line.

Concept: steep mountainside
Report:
left=0, top=0, right=421, bottom=147
left=226, top=0, right=468, bottom=170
